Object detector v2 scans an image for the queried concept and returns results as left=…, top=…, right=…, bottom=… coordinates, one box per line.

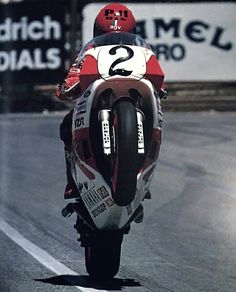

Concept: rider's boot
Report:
left=64, top=146, right=80, bottom=199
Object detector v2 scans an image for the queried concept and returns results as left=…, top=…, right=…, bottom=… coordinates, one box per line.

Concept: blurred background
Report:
left=0, top=0, right=235, bottom=113
left=0, top=3, right=235, bottom=290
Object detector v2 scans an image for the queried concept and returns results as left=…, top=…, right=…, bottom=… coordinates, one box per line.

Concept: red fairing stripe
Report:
left=79, top=55, right=99, bottom=93
left=145, top=55, right=165, bottom=91
left=75, top=156, right=95, bottom=180
left=73, top=128, right=97, bottom=179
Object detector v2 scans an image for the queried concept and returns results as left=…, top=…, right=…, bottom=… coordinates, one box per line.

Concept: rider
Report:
left=56, top=3, right=166, bottom=199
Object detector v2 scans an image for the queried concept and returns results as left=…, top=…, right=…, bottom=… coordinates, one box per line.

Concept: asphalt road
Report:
left=0, top=111, right=236, bottom=292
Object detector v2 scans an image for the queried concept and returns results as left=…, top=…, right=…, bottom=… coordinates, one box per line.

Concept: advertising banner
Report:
left=82, top=3, right=236, bottom=81
left=0, top=0, right=66, bottom=85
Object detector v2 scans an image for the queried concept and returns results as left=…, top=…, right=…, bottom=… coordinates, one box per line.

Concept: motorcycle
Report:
left=61, top=32, right=165, bottom=280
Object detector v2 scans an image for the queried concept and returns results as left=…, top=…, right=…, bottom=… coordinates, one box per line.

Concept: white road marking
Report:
left=0, top=217, right=108, bottom=292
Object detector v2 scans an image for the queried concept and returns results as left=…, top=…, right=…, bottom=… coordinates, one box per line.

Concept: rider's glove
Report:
left=56, top=71, right=81, bottom=100
left=63, top=76, right=80, bottom=94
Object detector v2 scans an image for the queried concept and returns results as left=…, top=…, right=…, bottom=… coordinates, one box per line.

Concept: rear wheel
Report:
left=111, top=100, right=138, bottom=206
left=85, top=231, right=123, bottom=281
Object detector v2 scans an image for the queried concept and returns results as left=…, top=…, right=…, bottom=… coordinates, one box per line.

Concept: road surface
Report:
left=0, top=111, right=236, bottom=292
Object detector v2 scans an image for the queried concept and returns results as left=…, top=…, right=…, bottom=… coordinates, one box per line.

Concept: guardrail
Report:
left=162, top=82, right=236, bottom=111
left=1, top=82, right=234, bottom=113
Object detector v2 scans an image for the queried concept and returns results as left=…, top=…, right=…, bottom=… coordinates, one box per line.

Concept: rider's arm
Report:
left=55, top=41, right=95, bottom=101
left=55, top=56, right=83, bottom=101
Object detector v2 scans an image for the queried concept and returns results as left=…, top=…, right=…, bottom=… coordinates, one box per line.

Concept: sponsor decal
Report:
left=74, top=117, right=84, bottom=128
left=0, top=1, right=66, bottom=84
left=102, top=122, right=110, bottom=143
left=136, top=18, right=232, bottom=62
left=92, top=203, right=106, bottom=218
left=0, top=16, right=61, bottom=43
left=84, top=90, right=91, bottom=98
left=83, top=3, right=236, bottom=81
left=110, top=20, right=121, bottom=31
left=105, top=197, right=115, bottom=207
left=104, top=9, right=128, bottom=21
left=97, top=186, right=109, bottom=199
left=0, top=48, right=60, bottom=71
left=76, top=101, right=86, bottom=114
left=82, top=189, right=102, bottom=209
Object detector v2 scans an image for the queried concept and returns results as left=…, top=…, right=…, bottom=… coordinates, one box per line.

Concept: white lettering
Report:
left=0, top=49, right=61, bottom=71
left=110, top=25, right=121, bottom=30
left=44, top=16, right=61, bottom=40
left=0, top=51, right=9, bottom=71
left=0, top=18, right=11, bottom=41
left=28, top=21, right=44, bottom=41
left=34, top=49, right=47, bottom=69
left=10, top=50, right=17, bottom=70
left=17, top=50, right=33, bottom=70
left=0, top=16, right=61, bottom=42
left=21, top=17, right=28, bottom=40
left=47, top=48, right=61, bottom=69
left=12, top=22, right=21, bottom=41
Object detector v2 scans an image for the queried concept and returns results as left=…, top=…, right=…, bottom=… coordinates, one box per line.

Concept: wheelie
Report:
left=56, top=3, right=166, bottom=281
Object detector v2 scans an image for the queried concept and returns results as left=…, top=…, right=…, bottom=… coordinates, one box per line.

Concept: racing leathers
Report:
left=56, top=55, right=83, bottom=199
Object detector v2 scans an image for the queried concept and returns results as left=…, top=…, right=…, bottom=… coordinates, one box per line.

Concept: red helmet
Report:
left=93, top=3, right=136, bottom=38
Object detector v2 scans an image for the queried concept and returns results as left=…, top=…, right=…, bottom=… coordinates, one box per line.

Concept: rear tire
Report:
left=111, top=100, right=138, bottom=206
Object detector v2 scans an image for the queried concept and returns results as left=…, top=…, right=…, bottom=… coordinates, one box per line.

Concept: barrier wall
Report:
left=0, top=0, right=66, bottom=85
left=0, top=1, right=235, bottom=112
left=82, top=2, right=236, bottom=82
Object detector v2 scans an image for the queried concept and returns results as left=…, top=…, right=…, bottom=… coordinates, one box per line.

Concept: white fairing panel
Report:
left=97, top=45, right=146, bottom=80
left=84, top=45, right=155, bottom=81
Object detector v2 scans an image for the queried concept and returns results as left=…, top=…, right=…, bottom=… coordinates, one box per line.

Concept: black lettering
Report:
left=185, top=21, right=209, bottom=42
left=136, top=21, right=147, bottom=39
left=170, top=44, right=185, bottom=61
left=154, top=18, right=180, bottom=38
left=155, top=44, right=170, bottom=61
left=76, top=101, right=86, bottom=114
left=118, top=10, right=128, bottom=21
left=75, top=117, right=84, bottom=128
left=211, top=27, right=232, bottom=51
left=92, top=203, right=106, bottom=218
left=123, top=10, right=128, bottom=18
left=105, top=9, right=114, bottom=20
left=153, top=43, right=185, bottom=61
left=104, top=9, right=128, bottom=21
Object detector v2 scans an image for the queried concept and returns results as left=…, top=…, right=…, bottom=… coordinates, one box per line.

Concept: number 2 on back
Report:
left=108, top=45, right=134, bottom=76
